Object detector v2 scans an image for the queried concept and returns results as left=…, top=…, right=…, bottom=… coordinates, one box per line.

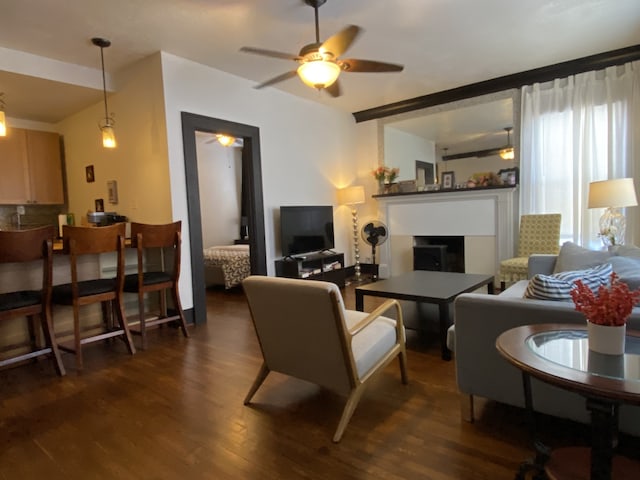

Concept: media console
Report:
left=275, top=252, right=345, bottom=288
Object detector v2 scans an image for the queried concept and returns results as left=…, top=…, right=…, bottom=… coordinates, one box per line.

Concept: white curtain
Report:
left=520, top=61, right=640, bottom=249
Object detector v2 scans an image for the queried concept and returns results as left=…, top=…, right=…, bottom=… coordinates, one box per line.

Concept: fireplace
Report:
left=413, top=236, right=464, bottom=272
left=374, top=187, right=518, bottom=278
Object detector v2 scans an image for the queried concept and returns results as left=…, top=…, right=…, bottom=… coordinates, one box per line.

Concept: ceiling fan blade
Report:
left=253, top=71, right=298, bottom=89
left=325, top=79, right=341, bottom=97
left=240, top=46, right=301, bottom=61
left=321, top=25, right=361, bottom=58
left=340, top=58, right=404, bottom=73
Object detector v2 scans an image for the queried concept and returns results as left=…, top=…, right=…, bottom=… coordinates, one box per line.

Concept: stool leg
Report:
left=115, top=296, right=136, bottom=355
left=171, top=285, right=189, bottom=338
left=138, top=289, right=146, bottom=350
left=73, top=301, right=83, bottom=371
left=41, top=309, right=65, bottom=376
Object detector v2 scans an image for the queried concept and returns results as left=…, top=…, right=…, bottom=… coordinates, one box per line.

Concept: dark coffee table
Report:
left=355, top=270, right=494, bottom=360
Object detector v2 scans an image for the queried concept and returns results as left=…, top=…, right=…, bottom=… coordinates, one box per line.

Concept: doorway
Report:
left=181, top=112, right=267, bottom=324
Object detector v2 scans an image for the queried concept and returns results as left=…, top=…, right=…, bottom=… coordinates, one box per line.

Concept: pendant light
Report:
left=0, top=93, right=7, bottom=137
left=499, top=127, right=514, bottom=160
left=92, top=37, right=116, bottom=149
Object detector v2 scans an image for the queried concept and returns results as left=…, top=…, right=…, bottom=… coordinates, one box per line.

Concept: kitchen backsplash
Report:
left=0, top=204, right=64, bottom=230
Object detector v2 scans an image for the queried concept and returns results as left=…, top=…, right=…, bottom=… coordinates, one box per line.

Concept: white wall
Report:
left=160, top=52, right=362, bottom=309
left=383, top=127, right=436, bottom=182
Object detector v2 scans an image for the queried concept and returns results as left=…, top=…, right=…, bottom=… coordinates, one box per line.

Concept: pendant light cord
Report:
left=99, top=45, right=109, bottom=122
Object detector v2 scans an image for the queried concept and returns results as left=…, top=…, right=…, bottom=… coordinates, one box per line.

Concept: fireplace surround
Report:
left=374, top=187, right=518, bottom=279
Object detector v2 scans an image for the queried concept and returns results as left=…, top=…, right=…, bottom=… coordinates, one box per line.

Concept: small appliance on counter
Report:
left=86, top=211, right=128, bottom=227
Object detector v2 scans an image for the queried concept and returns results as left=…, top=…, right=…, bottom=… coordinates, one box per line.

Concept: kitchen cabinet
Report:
left=0, top=128, right=64, bottom=205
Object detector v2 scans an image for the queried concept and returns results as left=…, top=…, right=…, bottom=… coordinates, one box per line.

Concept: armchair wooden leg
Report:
left=460, top=393, right=475, bottom=423
left=244, top=362, right=270, bottom=405
left=333, top=385, right=366, bottom=443
left=398, top=349, right=409, bottom=385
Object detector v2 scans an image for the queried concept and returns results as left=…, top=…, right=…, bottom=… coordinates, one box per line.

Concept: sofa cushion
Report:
left=524, top=263, right=613, bottom=301
left=553, top=241, right=611, bottom=273
left=612, top=244, right=640, bottom=258
left=608, top=256, right=640, bottom=290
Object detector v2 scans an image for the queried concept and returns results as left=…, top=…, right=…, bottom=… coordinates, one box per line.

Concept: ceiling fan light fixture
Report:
left=297, top=60, right=341, bottom=89
left=499, top=127, right=514, bottom=160
left=216, top=134, right=236, bottom=147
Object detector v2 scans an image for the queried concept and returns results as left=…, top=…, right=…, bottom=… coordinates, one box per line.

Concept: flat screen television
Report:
left=280, top=205, right=334, bottom=257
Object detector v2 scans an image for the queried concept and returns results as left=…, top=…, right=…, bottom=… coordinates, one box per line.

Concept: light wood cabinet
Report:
left=0, top=128, right=64, bottom=205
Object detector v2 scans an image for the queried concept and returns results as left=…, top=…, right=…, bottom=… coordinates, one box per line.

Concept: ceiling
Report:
left=1, top=0, right=639, bottom=144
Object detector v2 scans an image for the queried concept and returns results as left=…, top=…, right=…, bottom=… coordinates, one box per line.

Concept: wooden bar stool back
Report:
left=0, top=226, right=65, bottom=375
left=52, top=223, right=135, bottom=370
left=124, top=221, right=189, bottom=349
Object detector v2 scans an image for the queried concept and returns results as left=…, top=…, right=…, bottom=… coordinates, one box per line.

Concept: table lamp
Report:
left=588, top=178, right=638, bottom=246
left=338, top=185, right=365, bottom=282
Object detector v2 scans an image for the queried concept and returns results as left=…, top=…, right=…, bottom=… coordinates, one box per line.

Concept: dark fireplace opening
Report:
left=413, top=236, right=465, bottom=273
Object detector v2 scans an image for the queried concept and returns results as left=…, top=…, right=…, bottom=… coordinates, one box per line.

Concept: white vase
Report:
left=587, top=322, right=626, bottom=355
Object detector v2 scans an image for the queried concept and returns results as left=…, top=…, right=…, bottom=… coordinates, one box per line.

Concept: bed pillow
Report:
left=525, top=263, right=613, bottom=301
left=553, top=241, right=611, bottom=273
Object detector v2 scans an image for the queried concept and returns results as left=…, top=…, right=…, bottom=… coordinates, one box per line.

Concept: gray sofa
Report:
left=451, top=243, right=640, bottom=437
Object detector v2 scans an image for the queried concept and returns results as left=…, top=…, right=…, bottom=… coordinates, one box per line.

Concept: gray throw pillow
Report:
left=553, top=241, right=611, bottom=273
left=525, top=263, right=613, bottom=301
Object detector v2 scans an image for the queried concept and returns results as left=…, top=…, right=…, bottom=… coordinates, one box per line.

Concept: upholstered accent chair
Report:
left=499, top=213, right=562, bottom=289
left=242, top=275, right=408, bottom=442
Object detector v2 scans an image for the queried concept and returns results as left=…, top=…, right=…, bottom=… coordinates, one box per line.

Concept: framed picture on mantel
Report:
left=441, top=171, right=455, bottom=190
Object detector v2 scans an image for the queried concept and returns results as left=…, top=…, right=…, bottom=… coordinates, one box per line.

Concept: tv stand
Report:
left=275, top=252, right=345, bottom=288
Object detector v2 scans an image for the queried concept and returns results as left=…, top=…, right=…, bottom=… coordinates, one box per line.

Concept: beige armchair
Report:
left=499, top=213, right=562, bottom=289
left=242, top=275, right=408, bottom=442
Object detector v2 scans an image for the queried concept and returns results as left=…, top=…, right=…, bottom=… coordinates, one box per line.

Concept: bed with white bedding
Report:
left=203, top=244, right=250, bottom=289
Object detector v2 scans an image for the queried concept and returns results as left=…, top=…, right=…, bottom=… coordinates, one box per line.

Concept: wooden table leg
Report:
left=355, top=291, right=364, bottom=312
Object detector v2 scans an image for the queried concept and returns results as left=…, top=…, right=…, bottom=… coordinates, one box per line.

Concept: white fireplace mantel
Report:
left=374, top=187, right=519, bottom=278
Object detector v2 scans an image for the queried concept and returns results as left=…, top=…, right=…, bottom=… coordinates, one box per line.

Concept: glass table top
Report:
left=526, top=330, right=640, bottom=382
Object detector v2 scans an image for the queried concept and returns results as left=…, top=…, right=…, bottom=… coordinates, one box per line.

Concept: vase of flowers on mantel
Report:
left=570, top=272, right=640, bottom=355
left=371, top=166, right=400, bottom=195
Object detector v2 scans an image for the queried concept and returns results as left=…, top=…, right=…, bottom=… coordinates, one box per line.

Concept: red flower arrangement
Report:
left=570, top=272, right=640, bottom=326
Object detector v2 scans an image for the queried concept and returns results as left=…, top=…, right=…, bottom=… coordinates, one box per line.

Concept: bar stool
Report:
left=0, top=226, right=65, bottom=375
left=123, top=221, right=189, bottom=349
left=52, top=223, right=136, bottom=370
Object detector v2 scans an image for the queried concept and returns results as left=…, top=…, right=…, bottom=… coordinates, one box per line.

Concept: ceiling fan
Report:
left=239, top=0, right=403, bottom=97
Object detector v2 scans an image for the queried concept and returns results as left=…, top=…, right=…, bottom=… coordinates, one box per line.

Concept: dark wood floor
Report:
left=1, top=285, right=638, bottom=479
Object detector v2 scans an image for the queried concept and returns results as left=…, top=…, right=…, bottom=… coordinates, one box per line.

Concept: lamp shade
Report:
left=297, top=60, right=341, bottom=89
left=588, top=178, right=638, bottom=208
left=338, top=185, right=365, bottom=206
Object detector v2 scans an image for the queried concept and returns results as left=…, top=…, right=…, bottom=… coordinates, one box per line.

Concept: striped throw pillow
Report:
left=524, top=263, right=612, bottom=301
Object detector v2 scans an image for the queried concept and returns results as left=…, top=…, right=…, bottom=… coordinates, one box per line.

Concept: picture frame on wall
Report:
left=441, top=171, right=455, bottom=190
left=85, top=165, right=95, bottom=183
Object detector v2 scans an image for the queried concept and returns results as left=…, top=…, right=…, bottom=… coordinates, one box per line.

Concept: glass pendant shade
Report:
left=101, top=123, right=116, bottom=148
left=0, top=110, right=6, bottom=137
left=297, top=60, right=341, bottom=89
